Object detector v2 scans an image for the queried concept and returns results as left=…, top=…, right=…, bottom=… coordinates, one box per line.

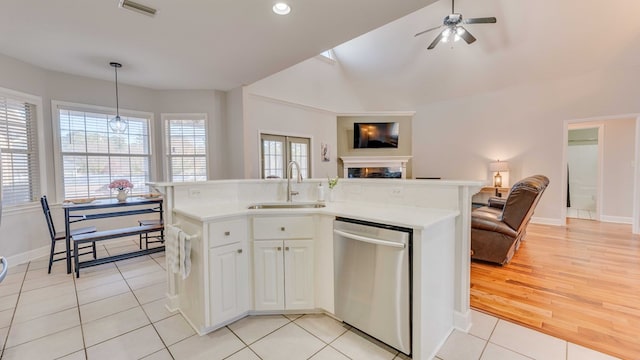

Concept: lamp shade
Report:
left=489, top=161, right=509, bottom=172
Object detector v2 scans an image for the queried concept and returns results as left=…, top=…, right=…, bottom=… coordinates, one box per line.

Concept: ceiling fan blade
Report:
left=458, top=26, right=477, bottom=44
left=414, top=25, right=441, bottom=37
left=427, top=29, right=446, bottom=50
left=463, top=17, right=497, bottom=24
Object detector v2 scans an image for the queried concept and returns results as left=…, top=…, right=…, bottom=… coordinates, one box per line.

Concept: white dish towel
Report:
left=178, top=229, right=192, bottom=279
left=166, top=224, right=181, bottom=275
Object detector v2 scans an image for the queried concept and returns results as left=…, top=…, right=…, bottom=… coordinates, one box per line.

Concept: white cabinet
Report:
left=253, top=240, right=285, bottom=310
left=208, top=218, right=249, bottom=328
left=283, top=239, right=314, bottom=310
left=253, top=216, right=314, bottom=311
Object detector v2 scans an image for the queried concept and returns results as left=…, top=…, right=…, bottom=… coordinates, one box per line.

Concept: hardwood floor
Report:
left=470, top=218, right=640, bottom=360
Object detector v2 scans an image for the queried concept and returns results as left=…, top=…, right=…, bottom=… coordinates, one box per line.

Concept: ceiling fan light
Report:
left=272, top=2, right=291, bottom=15
left=456, top=27, right=465, bottom=35
left=442, top=28, right=452, bottom=37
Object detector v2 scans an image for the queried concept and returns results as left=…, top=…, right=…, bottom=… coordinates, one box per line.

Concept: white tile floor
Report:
left=0, top=239, right=622, bottom=360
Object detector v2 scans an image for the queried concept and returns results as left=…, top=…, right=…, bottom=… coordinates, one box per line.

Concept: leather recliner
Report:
left=471, top=175, right=550, bottom=265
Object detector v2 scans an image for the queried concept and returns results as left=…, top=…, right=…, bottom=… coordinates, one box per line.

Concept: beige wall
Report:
left=336, top=116, right=413, bottom=178
left=601, top=118, right=636, bottom=218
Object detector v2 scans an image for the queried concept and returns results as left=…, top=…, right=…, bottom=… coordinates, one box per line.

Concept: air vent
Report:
left=118, top=0, right=157, bottom=17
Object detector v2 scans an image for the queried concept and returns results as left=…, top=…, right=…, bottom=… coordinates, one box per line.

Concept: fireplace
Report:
left=340, top=156, right=412, bottom=179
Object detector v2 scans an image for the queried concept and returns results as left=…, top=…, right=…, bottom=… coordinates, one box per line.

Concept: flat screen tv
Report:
left=354, top=122, right=399, bottom=148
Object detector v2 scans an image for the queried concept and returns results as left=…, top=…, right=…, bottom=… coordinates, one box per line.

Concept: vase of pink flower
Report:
left=109, top=179, right=134, bottom=202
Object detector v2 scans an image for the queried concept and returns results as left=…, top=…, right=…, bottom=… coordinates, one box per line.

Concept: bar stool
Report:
left=138, top=219, right=164, bottom=249
left=40, top=196, right=97, bottom=274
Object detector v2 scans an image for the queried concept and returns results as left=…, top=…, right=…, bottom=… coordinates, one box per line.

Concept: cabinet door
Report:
left=253, top=240, right=285, bottom=311
left=209, top=242, right=249, bottom=326
left=284, top=239, right=314, bottom=310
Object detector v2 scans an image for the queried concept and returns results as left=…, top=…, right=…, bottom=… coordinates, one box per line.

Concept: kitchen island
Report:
left=150, top=178, right=484, bottom=359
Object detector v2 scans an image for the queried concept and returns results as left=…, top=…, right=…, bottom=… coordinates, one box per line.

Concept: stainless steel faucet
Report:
left=286, top=160, right=303, bottom=202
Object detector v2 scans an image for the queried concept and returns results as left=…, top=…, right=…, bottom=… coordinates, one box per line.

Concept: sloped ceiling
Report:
left=0, top=0, right=434, bottom=90
left=333, top=0, right=640, bottom=108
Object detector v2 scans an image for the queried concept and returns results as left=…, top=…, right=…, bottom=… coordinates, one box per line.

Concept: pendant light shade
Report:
left=108, top=62, right=128, bottom=133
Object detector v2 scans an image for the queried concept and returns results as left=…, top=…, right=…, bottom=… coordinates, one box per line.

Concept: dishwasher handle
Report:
left=333, top=229, right=406, bottom=249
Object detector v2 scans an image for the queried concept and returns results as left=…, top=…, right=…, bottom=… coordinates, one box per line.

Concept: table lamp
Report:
left=489, top=160, right=509, bottom=196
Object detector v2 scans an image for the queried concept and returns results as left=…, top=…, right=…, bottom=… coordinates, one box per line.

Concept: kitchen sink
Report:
left=247, top=202, right=326, bottom=209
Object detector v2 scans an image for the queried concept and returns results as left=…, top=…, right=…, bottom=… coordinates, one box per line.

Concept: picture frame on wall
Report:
left=321, top=143, right=330, bottom=162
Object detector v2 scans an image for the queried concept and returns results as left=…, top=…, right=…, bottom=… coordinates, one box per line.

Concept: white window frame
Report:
left=0, top=86, right=46, bottom=213
left=161, top=113, right=209, bottom=182
left=51, top=100, right=155, bottom=202
left=258, top=130, right=313, bottom=179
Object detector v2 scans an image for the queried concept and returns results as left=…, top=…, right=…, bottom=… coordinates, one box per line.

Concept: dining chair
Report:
left=40, top=196, right=98, bottom=273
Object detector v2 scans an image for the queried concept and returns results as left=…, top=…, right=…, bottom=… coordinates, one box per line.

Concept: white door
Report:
left=284, top=239, right=314, bottom=310
left=209, top=242, right=249, bottom=326
left=253, top=240, right=285, bottom=311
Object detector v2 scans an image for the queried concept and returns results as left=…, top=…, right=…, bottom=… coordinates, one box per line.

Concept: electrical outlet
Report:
left=189, top=188, right=201, bottom=197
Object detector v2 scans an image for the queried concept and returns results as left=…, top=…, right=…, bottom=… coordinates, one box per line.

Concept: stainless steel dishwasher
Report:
left=333, top=217, right=412, bottom=355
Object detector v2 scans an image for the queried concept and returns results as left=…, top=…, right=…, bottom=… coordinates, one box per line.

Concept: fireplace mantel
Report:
left=340, top=156, right=412, bottom=179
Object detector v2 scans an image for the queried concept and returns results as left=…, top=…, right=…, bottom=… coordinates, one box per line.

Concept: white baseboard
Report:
left=599, top=215, right=633, bottom=224
left=531, top=217, right=563, bottom=226
left=4, top=236, right=145, bottom=267
left=6, top=245, right=49, bottom=266
left=165, top=293, right=180, bottom=312
left=454, top=309, right=472, bottom=332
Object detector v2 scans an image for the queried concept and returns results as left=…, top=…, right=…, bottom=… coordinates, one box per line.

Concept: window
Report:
left=56, top=104, right=152, bottom=199
left=320, top=50, right=335, bottom=61
left=261, top=134, right=310, bottom=179
left=0, top=94, right=40, bottom=206
left=164, top=114, right=207, bottom=182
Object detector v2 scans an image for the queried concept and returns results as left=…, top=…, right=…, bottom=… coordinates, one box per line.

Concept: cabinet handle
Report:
left=280, top=227, right=285, bottom=231
left=224, top=231, right=231, bottom=236
left=277, top=246, right=282, bottom=251
left=285, top=246, right=290, bottom=251
left=237, top=249, right=243, bottom=254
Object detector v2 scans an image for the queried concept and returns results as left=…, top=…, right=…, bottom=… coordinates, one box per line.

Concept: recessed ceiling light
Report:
left=272, top=2, right=291, bottom=15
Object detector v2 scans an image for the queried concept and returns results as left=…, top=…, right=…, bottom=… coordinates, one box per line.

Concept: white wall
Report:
left=242, top=94, right=338, bottom=179
left=407, top=67, right=640, bottom=223
left=0, top=54, right=228, bottom=258
left=248, top=56, right=365, bottom=113
left=248, top=55, right=640, bottom=224
left=154, top=90, right=227, bottom=179
left=224, top=87, right=246, bottom=179
left=602, top=118, right=636, bottom=218
left=241, top=56, right=380, bottom=180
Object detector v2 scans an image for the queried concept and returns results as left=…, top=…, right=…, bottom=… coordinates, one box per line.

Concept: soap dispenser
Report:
left=317, top=183, right=325, bottom=202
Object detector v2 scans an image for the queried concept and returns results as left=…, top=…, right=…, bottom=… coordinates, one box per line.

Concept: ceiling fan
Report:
left=414, top=0, right=496, bottom=50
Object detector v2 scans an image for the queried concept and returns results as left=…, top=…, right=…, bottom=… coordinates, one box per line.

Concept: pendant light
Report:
left=108, top=62, right=128, bottom=133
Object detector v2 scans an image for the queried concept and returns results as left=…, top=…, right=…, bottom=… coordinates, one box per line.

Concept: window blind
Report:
left=58, top=108, right=151, bottom=199
left=0, top=96, right=40, bottom=206
left=165, top=118, right=207, bottom=182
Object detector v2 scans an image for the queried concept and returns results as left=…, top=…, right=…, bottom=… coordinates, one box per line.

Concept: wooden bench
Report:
left=72, top=224, right=164, bottom=277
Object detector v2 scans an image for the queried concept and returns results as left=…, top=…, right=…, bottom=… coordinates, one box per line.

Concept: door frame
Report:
left=565, top=123, right=604, bottom=221
left=561, top=114, right=640, bottom=234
